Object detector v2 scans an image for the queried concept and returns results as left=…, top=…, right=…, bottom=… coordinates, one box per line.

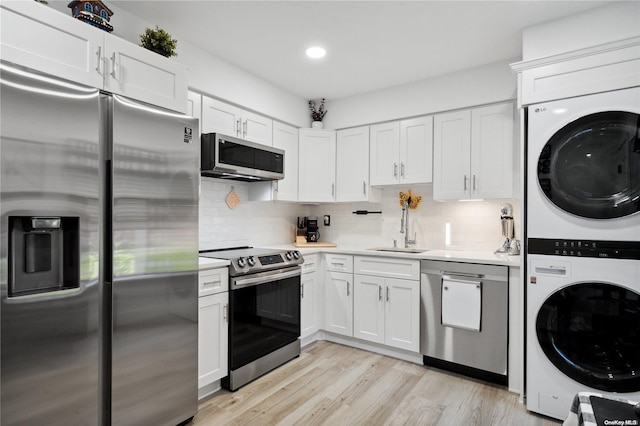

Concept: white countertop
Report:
left=198, top=257, right=230, bottom=270
left=266, top=244, right=521, bottom=267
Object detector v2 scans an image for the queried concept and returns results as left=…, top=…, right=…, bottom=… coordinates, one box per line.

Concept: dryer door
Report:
left=536, top=282, right=640, bottom=392
left=537, top=111, right=640, bottom=219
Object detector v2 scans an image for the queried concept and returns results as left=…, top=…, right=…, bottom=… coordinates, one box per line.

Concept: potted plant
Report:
left=308, top=98, right=327, bottom=128
left=139, top=26, right=177, bottom=58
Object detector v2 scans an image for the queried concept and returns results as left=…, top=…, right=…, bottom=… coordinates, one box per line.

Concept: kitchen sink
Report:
left=368, top=247, right=430, bottom=254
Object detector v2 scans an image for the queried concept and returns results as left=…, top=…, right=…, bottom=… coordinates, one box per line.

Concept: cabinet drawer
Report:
left=325, top=254, right=353, bottom=273
left=198, top=267, right=229, bottom=297
left=354, top=256, right=420, bottom=280
left=302, top=254, right=319, bottom=274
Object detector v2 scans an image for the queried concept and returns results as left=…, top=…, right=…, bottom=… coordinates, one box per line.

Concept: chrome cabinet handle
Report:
left=236, top=119, right=241, bottom=136
left=332, top=183, right=335, bottom=197
left=243, top=121, right=247, bottom=137
left=363, top=181, right=366, bottom=196
left=464, top=175, right=467, bottom=191
left=401, top=162, right=405, bottom=178
left=386, top=286, right=390, bottom=302
left=393, top=163, right=398, bottom=178
left=301, top=283, right=304, bottom=299
left=347, top=281, right=350, bottom=296
left=96, top=46, right=102, bottom=74
left=473, top=174, right=477, bottom=192
left=223, top=304, right=228, bottom=321
left=378, top=285, right=382, bottom=301
left=110, top=52, right=117, bottom=79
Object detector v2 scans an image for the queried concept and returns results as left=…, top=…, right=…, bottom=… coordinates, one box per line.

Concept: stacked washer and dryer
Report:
left=526, top=87, right=640, bottom=420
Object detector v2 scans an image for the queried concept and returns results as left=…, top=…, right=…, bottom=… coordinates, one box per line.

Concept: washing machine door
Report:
left=536, top=282, right=640, bottom=392
left=537, top=111, right=640, bottom=219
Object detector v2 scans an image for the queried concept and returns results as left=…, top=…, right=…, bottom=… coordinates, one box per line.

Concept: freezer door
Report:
left=0, top=62, right=101, bottom=424
left=110, top=95, right=199, bottom=425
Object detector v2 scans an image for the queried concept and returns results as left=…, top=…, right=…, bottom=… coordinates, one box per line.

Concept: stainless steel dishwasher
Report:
left=420, top=260, right=508, bottom=385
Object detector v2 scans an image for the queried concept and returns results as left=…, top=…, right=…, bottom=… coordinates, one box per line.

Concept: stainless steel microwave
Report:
left=201, top=133, right=284, bottom=181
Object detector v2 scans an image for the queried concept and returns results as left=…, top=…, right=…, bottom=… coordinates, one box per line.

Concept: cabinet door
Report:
left=104, top=34, right=187, bottom=113
left=241, top=110, right=273, bottom=145
left=187, top=91, right=202, bottom=127
left=324, top=271, right=353, bottom=337
left=370, top=122, right=400, bottom=185
left=336, top=126, right=370, bottom=202
left=198, top=292, right=229, bottom=389
left=401, top=116, right=433, bottom=184
left=353, top=275, right=385, bottom=344
left=298, top=129, right=336, bottom=202
left=471, top=103, right=514, bottom=199
left=384, top=279, right=420, bottom=352
left=201, top=96, right=241, bottom=136
left=301, top=271, right=319, bottom=338
left=434, top=110, right=471, bottom=200
left=272, top=122, right=298, bottom=201
left=0, top=1, right=104, bottom=89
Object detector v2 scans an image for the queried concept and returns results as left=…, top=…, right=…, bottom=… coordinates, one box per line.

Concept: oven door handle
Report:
left=232, top=268, right=301, bottom=289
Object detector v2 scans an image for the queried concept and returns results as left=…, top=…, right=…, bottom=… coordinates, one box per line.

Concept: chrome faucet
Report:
left=400, top=200, right=417, bottom=248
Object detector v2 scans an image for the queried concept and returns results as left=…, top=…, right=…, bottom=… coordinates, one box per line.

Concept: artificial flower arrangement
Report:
left=308, top=98, right=327, bottom=122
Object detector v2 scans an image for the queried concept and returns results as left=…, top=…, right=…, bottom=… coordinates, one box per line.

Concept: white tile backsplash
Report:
left=199, top=180, right=520, bottom=252
left=199, top=178, right=311, bottom=250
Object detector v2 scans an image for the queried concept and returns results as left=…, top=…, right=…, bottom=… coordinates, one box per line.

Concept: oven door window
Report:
left=229, top=275, right=300, bottom=371
left=536, top=282, right=640, bottom=392
left=537, top=111, right=640, bottom=219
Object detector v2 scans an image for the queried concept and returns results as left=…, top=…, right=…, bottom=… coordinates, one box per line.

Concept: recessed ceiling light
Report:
left=306, top=46, right=326, bottom=59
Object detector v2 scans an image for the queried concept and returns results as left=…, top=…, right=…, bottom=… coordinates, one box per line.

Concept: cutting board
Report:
left=294, top=241, right=337, bottom=248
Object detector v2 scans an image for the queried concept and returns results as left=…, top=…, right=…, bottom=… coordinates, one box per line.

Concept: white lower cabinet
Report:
left=301, top=254, right=320, bottom=339
left=323, top=254, right=354, bottom=337
left=198, top=266, right=229, bottom=398
left=353, top=256, right=420, bottom=352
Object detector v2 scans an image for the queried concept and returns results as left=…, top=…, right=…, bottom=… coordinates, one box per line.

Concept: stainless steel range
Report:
left=199, top=247, right=304, bottom=391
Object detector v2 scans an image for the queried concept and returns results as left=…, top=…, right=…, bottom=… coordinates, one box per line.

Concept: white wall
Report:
left=522, top=1, right=640, bottom=61
left=322, top=60, right=517, bottom=130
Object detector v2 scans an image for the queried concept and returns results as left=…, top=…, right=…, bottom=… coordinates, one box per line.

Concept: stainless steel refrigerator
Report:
left=0, top=60, right=199, bottom=425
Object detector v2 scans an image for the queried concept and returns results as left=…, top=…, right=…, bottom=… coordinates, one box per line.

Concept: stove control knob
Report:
left=292, top=251, right=301, bottom=260
left=247, top=256, right=256, bottom=266
left=285, top=251, right=293, bottom=260
left=237, top=257, right=247, bottom=268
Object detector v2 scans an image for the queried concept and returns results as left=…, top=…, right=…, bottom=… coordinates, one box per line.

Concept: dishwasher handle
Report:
left=442, top=272, right=484, bottom=280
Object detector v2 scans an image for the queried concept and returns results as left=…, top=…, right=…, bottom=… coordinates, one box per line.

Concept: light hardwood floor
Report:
left=194, top=341, right=561, bottom=425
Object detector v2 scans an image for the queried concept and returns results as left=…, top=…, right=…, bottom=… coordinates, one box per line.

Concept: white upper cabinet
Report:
left=400, top=116, right=434, bottom=184
left=298, top=129, right=336, bottom=202
left=242, top=110, right=273, bottom=145
left=434, top=102, right=514, bottom=200
left=103, top=34, right=187, bottom=113
left=370, top=117, right=433, bottom=186
left=336, top=126, right=380, bottom=202
left=1, top=1, right=188, bottom=113
left=272, top=122, right=299, bottom=201
left=1, top=1, right=104, bottom=89
left=187, top=91, right=202, bottom=132
left=370, top=122, right=400, bottom=185
left=201, top=96, right=273, bottom=145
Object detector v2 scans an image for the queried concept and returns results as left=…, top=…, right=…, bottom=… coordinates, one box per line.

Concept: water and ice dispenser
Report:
left=8, top=216, right=79, bottom=296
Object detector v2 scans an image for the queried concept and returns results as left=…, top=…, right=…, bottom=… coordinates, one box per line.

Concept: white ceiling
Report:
left=108, top=1, right=612, bottom=101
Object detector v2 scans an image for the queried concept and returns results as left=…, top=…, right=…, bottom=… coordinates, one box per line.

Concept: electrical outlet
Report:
left=323, top=215, right=330, bottom=226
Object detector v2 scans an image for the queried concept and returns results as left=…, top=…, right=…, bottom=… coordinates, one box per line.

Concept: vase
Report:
left=311, top=121, right=323, bottom=129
